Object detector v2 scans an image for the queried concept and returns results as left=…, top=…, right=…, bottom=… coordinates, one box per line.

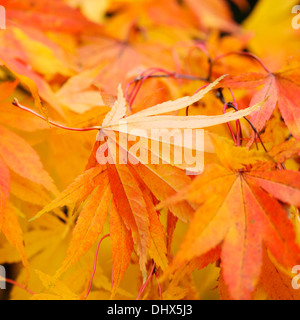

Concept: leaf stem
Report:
left=213, top=51, right=270, bottom=74
left=136, top=262, right=156, bottom=300
left=154, top=271, right=163, bottom=300
left=125, top=67, right=207, bottom=109
left=216, top=88, right=268, bottom=152
left=12, top=99, right=101, bottom=132
left=84, top=233, right=110, bottom=300
left=0, top=277, right=35, bottom=295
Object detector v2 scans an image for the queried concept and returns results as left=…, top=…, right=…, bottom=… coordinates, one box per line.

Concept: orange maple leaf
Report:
left=160, top=136, right=300, bottom=300
left=223, top=56, right=300, bottom=140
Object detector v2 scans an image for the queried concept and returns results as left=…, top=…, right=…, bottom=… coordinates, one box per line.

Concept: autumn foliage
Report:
left=1, top=0, right=300, bottom=301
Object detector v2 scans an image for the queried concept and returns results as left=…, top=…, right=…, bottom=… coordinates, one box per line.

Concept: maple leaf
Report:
left=96, top=77, right=263, bottom=175
left=0, top=57, right=51, bottom=116
left=0, top=125, right=55, bottom=279
left=160, top=136, right=300, bottom=300
left=2, top=0, right=98, bottom=34
left=219, top=246, right=300, bottom=300
left=27, top=75, right=261, bottom=295
left=77, top=0, right=240, bottom=96
left=0, top=25, right=72, bottom=115
left=0, top=142, right=29, bottom=279
left=0, top=0, right=101, bottom=116
left=0, top=80, right=59, bottom=280
left=258, top=247, right=300, bottom=300
left=78, top=35, right=176, bottom=95
left=0, top=125, right=57, bottom=195
left=223, top=55, right=300, bottom=140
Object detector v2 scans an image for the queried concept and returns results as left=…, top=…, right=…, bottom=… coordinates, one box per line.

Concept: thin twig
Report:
left=84, top=234, right=110, bottom=299
left=1, top=277, right=35, bottom=296
left=136, top=263, right=156, bottom=300
left=12, top=99, right=101, bottom=132
left=213, top=51, right=270, bottom=74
